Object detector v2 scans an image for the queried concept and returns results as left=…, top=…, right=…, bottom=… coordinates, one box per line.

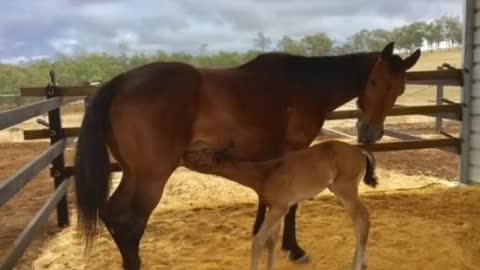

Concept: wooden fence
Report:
left=0, top=71, right=76, bottom=270
left=0, top=66, right=464, bottom=269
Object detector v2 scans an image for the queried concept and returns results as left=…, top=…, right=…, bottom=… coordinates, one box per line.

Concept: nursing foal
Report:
left=183, top=139, right=378, bottom=270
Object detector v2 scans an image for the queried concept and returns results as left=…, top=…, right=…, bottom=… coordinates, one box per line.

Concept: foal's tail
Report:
left=362, top=150, right=378, bottom=188
left=74, top=76, right=119, bottom=252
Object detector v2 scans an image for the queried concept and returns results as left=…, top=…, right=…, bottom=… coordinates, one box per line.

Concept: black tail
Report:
left=74, top=77, right=119, bottom=252
left=362, top=150, right=378, bottom=188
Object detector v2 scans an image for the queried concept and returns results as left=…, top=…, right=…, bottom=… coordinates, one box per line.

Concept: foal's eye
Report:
left=370, top=80, right=377, bottom=86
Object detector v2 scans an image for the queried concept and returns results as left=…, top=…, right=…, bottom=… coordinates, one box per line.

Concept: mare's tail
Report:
left=74, top=77, right=119, bottom=252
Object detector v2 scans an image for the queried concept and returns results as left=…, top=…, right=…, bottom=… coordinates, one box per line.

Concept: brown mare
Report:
left=74, top=42, right=420, bottom=269
left=182, top=139, right=378, bottom=270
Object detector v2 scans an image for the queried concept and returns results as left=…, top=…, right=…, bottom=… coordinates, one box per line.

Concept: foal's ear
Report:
left=403, top=49, right=421, bottom=71
left=381, top=42, right=395, bottom=60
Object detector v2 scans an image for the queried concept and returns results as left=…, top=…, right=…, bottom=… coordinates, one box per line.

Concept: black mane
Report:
left=283, top=52, right=379, bottom=91
left=240, top=52, right=379, bottom=92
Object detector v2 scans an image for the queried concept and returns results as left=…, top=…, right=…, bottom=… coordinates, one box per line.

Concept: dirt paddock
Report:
left=32, top=184, right=480, bottom=270
left=1, top=128, right=480, bottom=269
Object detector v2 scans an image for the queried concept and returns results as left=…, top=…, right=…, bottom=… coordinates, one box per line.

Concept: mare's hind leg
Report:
left=99, top=173, right=136, bottom=268
left=330, top=179, right=370, bottom=270
left=100, top=167, right=174, bottom=270
left=102, top=66, right=197, bottom=269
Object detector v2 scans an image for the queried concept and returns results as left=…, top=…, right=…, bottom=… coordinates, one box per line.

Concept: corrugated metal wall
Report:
left=461, top=0, right=480, bottom=184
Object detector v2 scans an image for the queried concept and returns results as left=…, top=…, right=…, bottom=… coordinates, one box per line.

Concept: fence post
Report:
left=46, top=70, right=70, bottom=227
left=436, top=66, right=445, bottom=133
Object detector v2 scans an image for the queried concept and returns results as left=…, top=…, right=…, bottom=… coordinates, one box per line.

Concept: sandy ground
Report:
left=1, top=139, right=480, bottom=270
left=22, top=171, right=480, bottom=270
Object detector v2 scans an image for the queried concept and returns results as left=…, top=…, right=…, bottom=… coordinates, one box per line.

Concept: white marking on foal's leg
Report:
left=350, top=201, right=370, bottom=270
left=251, top=234, right=266, bottom=270
left=330, top=181, right=370, bottom=270
left=250, top=207, right=288, bottom=270
left=266, top=223, right=281, bottom=270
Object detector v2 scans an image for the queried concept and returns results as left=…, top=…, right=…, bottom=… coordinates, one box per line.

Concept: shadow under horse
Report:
left=74, top=42, right=420, bottom=270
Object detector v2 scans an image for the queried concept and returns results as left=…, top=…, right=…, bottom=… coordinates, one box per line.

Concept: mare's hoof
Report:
left=284, top=249, right=310, bottom=264
left=290, top=253, right=310, bottom=264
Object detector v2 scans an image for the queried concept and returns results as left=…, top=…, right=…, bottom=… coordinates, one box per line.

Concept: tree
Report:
left=433, top=19, right=446, bottom=49
left=332, top=43, right=355, bottom=55
left=277, top=35, right=305, bottom=55
left=253, top=32, right=272, bottom=52
left=408, top=21, right=427, bottom=51
left=301, top=33, right=333, bottom=56
left=392, top=22, right=426, bottom=53
left=366, top=29, right=393, bottom=51
left=345, top=29, right=370, bottom=52
left=444, top=16, right=462, bottom=47
left=424, top=22, right=443, bottom=51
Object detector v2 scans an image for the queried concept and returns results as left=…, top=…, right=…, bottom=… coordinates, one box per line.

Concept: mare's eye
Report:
left=370, top=80, right=377, bottom=86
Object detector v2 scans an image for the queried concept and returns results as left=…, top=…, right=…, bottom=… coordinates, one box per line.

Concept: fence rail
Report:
left=0, top=139, right=67, bottom=206
left=405, top=69, right=463, bottom=86
left=0, top=97, right=63, bottom=130
left=327, top=103, right=461, bottom=120
left=0, top=178, right=73, bottom=270
left=19, top=68, right=464, bottom=98
left=22, top=104, right=462, bottom=140
left=60, top=137, right=460, bottom=177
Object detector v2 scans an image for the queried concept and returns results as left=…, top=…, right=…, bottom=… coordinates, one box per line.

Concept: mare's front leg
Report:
left=281, top=204, right=309, bottom=263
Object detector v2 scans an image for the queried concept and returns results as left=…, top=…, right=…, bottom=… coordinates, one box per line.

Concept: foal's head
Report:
left=357, top=42, right=421, bottom=144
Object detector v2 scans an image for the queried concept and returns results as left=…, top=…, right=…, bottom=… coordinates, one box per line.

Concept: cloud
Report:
left=0, top=0, right=462, bottom=62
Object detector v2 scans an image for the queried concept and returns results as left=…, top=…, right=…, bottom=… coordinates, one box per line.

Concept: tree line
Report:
left=0, top=15, right=461, bottom=95
left=273, top=15, right=461, bottom=55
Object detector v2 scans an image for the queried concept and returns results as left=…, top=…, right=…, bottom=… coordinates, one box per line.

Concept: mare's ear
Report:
left=403, top=49, right=421, bottom=71
left=380, top=42, right=395, bottom=61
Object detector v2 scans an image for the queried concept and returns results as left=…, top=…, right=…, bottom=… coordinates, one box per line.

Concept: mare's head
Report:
left=357, top=42, right=421, bottom=144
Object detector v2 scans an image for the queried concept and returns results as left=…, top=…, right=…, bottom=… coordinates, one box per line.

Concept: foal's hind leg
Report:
left=330, top=180, right=370, bottom=270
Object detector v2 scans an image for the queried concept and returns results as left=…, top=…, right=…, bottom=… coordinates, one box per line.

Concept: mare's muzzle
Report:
left=357, top=120, right=384, bottom=144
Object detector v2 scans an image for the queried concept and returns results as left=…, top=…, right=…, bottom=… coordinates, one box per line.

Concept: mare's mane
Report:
left=238, top=52, right=380, bottom=94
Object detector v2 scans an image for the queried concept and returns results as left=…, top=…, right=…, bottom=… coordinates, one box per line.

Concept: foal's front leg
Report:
left=266, top=223, right=281, bottom=270
left=330, top=183, right=370, bottom=270
left=254, top=203, right=308, bottom=263
left=251, top=207, right=288, bottom=270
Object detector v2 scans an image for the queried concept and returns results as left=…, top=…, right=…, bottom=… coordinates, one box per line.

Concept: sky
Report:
left=0, top=0, right=463, bottom=63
